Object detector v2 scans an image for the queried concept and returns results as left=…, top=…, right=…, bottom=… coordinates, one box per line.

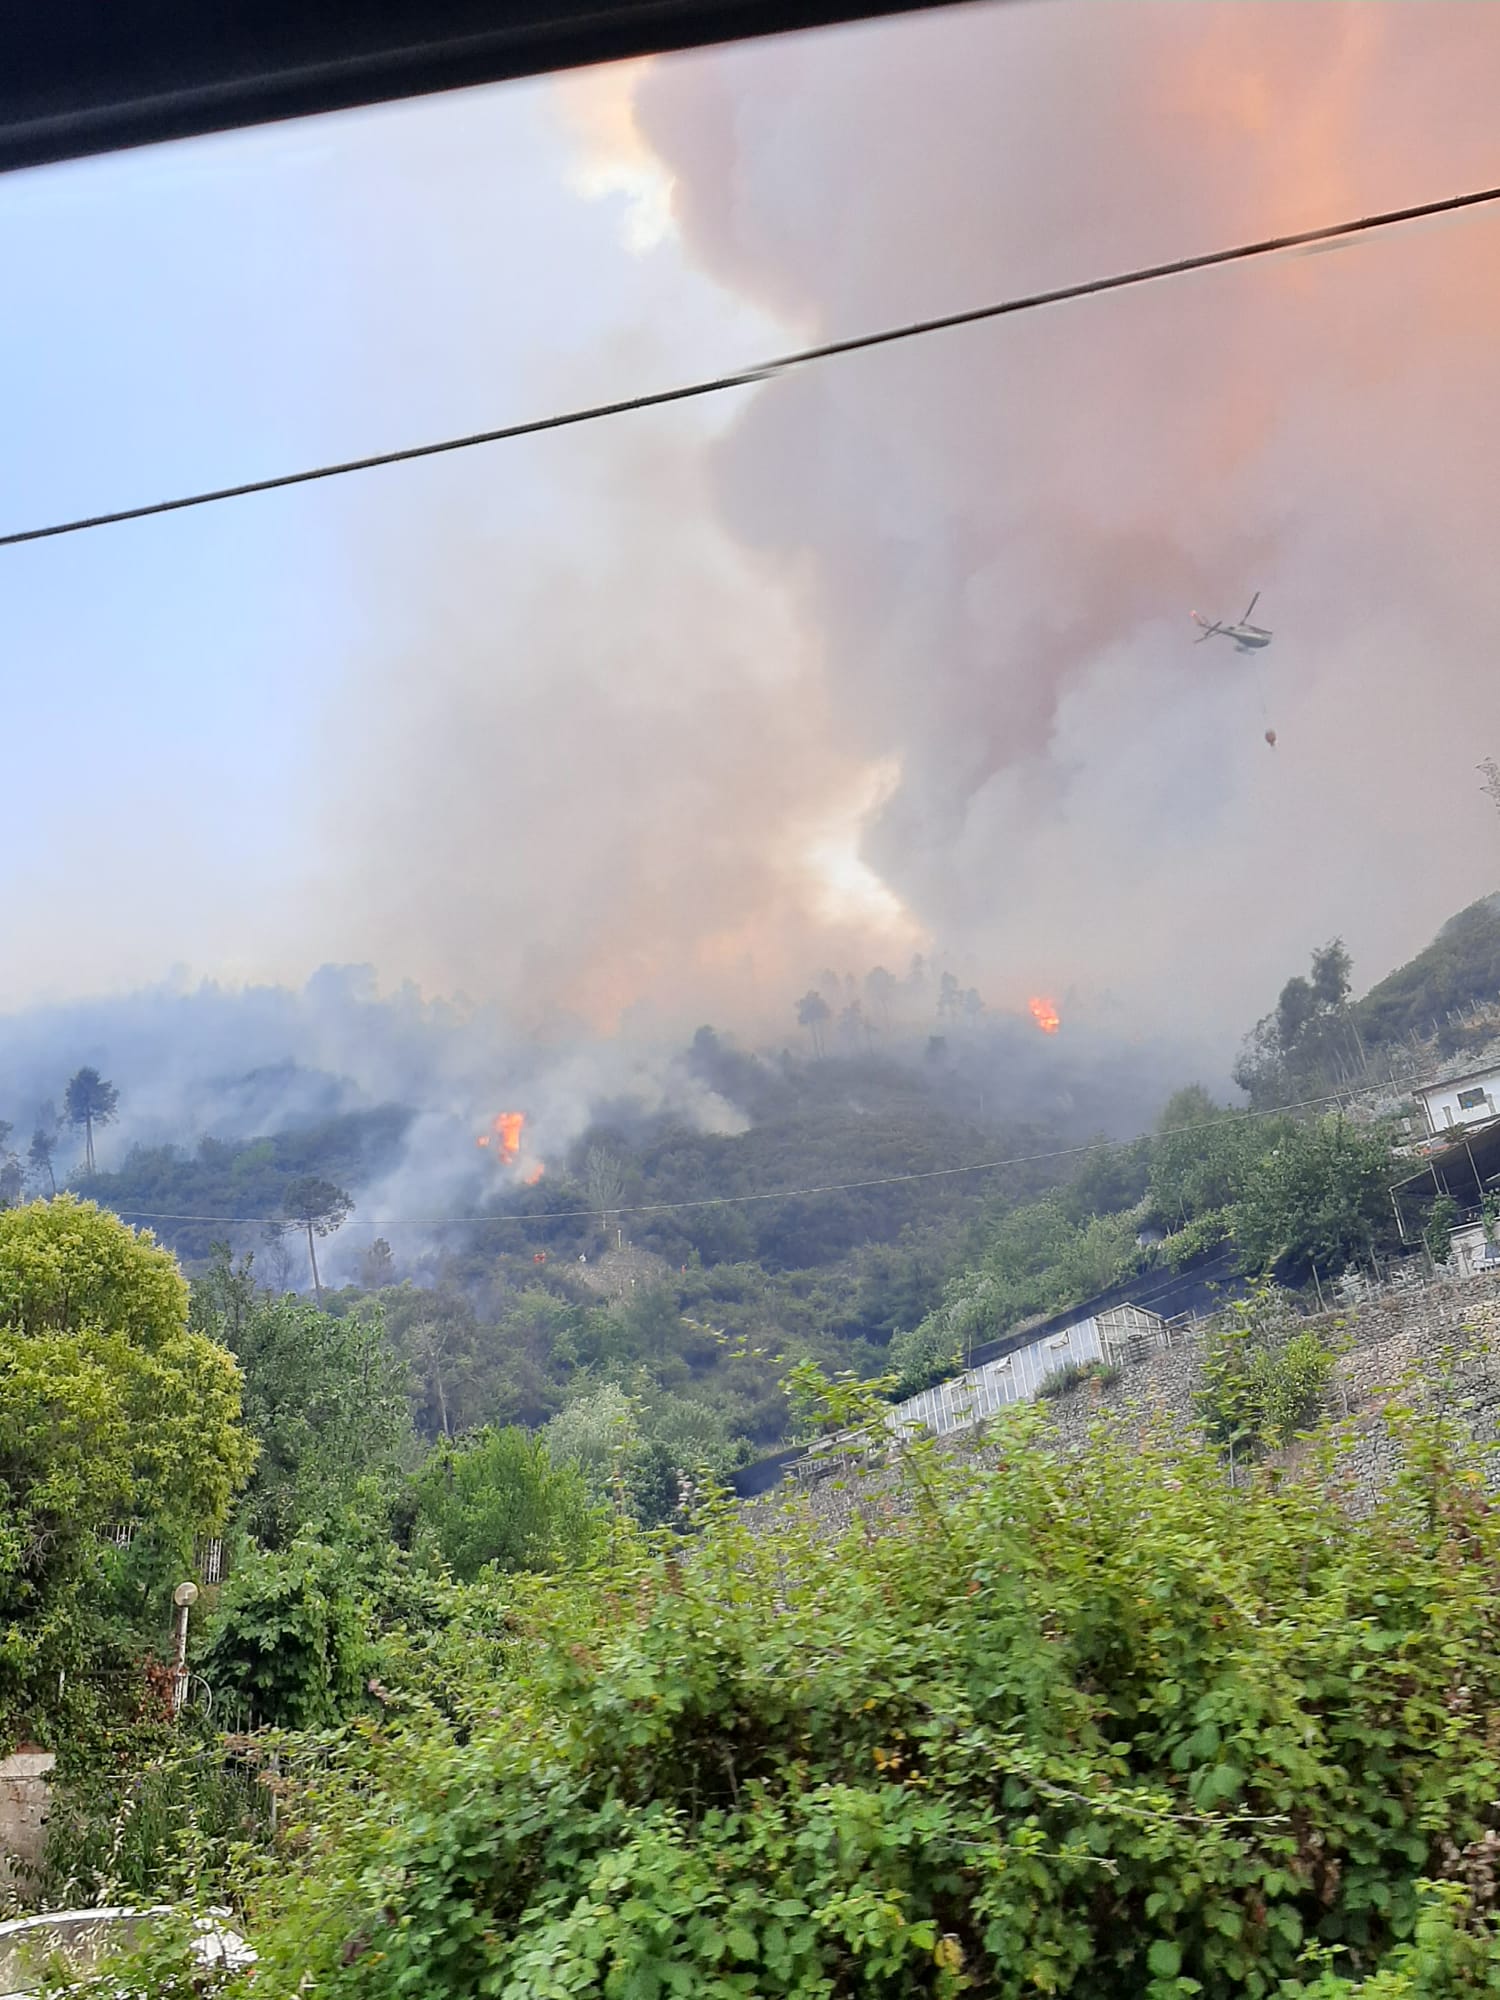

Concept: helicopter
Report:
left=1191, top=591, right=1272, bottom=653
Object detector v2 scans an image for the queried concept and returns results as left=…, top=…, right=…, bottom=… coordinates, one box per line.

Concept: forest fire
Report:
left=477, top=1111, right=526, bottom=1163
left=1028, top=995, right=1061, bottom=1036
left=476, top=1111, right=546, bottom=1184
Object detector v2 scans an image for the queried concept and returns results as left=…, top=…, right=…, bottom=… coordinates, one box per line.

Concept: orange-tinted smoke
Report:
left=1029, top=995, right=1061, bottom=1036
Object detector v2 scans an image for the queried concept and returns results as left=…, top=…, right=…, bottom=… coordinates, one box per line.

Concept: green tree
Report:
left=278, top=1175, right=353, bottom=1306
left=1149, top=1089, right=1281, bottom=1227
left=795, top=990, right=831, bottom=1057
left=217, top=1294, right=413, bottom=1549
left=201, top=1537, right=368, bottom=1730
left=410, top=1427, right=598, bottom=1581
left=26, top=1124, right=56, bottom=1196
left=1234, top=1116, right=1399, bottom=1282
left=63, top=1066, right=119, bottom=1175
left=1424, top=1193, right=1460, bottom=1266
left=0, top=1198, right=252, bottom=1728
left=543, top=1383, right=642, bottom=1506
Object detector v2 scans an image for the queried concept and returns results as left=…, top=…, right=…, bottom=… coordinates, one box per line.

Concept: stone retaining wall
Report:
left=0, top=1750, right=54, bottom=1899
left=744, top=1267, right=1500, bottom=1540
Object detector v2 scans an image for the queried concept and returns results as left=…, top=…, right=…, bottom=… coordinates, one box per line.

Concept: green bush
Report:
left=168, top=1390, right=1500, bottom=2000
left=1036, top=1359, right=1121, bottom=1399
left=1196, top=1287, right=1339, bottom=1458
left=30, top=1744, right=266, bottom=1910
left=200, top=1540, right=369, bottom=1731
left=410, top=1426, right=600, bottom=1581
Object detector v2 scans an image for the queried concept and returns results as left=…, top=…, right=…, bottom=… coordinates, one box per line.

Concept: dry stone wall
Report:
left=744, top=1267, right=1500, bottom=1540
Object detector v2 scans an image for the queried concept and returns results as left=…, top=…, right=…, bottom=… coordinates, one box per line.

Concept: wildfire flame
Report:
left=1029, top=995, right=1061, bottom=1036
left=476, top=1112, right=546, bottom=1185
left=477, top=1111, right=526, bottom=1163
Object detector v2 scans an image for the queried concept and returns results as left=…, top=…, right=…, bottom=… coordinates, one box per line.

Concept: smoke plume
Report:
left=600, top=4, right=1500, bottom=1037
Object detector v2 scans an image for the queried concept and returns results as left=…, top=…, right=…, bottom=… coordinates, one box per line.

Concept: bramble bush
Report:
left=98, top=1368, right=1500, bottom=2000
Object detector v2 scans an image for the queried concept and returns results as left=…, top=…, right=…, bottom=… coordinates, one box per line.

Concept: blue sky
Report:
left=0, top=68, right=783, bottom=1006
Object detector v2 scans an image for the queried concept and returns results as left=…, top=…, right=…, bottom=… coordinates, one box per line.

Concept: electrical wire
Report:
left=101, top=1081, right=1378, bottom=1233
left=5, top=181, right=1500, bottom=551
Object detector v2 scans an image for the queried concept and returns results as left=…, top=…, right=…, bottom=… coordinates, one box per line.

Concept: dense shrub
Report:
left=166, top=1388, right=1500, bottom=1999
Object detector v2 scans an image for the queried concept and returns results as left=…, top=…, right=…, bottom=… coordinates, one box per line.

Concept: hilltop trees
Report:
left=1233, top=940, right=1363, bottom=1109
left=795, top=990, right=831, bottom=1056
left=64, top=1065, right=119, bottom=1174
left=27, top=1122, right=56, bottom=1195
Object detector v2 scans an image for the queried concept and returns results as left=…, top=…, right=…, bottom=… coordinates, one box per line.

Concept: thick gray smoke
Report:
left=613, top=2, right=1500, bottom=1036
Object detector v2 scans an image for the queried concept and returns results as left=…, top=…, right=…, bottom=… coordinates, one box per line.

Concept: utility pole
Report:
left=170, top=1580, right=198, bottom=1718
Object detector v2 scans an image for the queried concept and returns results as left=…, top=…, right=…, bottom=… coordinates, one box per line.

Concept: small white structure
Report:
left=1448, top=1222, right=1500, bottom=1280
left=1414, top=1066, right=1500, bottom=1138
left=1096, top=1303, right=1171, bottom=1366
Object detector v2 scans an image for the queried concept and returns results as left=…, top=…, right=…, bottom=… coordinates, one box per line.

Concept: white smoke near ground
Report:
left=0, top=966, right=744, bottom=1199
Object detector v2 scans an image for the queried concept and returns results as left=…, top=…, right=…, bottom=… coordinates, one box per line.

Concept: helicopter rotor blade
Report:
left=1242, top=591, right=1260, bottom=623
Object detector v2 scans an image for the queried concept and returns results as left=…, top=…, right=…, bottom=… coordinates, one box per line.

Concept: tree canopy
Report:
left=0, top=1198, right=252, bottom=1734
left=64, top=1066, right=120, bottom=1174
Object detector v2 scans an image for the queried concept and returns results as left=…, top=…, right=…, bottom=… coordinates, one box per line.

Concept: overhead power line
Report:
left=102, top=1083, right=1364, bottom=1233
left=5, top=181, right=1500, bottom=551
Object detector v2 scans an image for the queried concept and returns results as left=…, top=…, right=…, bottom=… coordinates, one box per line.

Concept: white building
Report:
left=1414, top=1064, right=1500, bottom=1138
left=1448, top=1221, right=1500, bottom=1280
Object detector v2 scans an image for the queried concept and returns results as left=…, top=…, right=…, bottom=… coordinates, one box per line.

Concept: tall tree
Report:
left=584, top=1146, right=627, bottom=1242
left=63, top=1066, right=119, bottom=1174
left=360, top=1237, right=396, bottom=1289
left=26, top=1127, right=56, bottom=1196
left=795, top=990, right=831, bottom=1058
left=863, top=965, right=897, bottom=1030
left=280, top=1176, right=353, bottom=1306
left=0, top=1197, right=252, bottom=1720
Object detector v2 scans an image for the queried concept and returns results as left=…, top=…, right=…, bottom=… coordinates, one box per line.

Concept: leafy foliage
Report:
left=1423, top=1195, right=1460, bottom=1266
left=1195, top=1284, right=1340, bottom=1458
left=168, top=1389, right=1500, bottom=2000
left=1037, top=1358, right=1121, bottom=1399
left=0, top=1199, right=253, bottom=1740
left=201, top=1538, right=369, bottom=1731
left=410, top=1427, right=600, bottom=1581
left=1234, top=1118, right=1400, bottom=1283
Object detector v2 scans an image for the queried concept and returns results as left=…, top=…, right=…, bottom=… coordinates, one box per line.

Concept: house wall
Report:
left=1418, top=1070, right=1500, bottom=1135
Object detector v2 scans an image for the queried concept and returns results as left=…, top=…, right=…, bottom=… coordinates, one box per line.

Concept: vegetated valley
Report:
left=6, top=900, right=1500, bottom=1995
